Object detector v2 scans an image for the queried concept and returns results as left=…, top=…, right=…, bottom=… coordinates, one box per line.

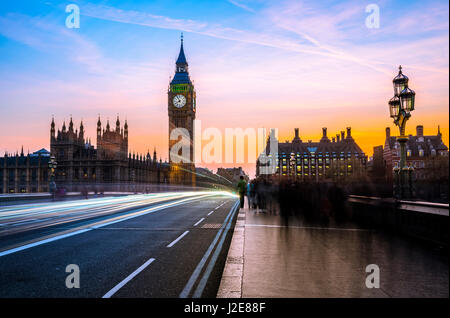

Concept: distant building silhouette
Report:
left=368, top=145, right=386, bottom=182
left=1, top=148, right=50, bottom=193
left=217, top=167, right=249, bottom=184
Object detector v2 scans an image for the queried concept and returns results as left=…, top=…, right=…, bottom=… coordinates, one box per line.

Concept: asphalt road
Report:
left=0, top=192, right=239, bottom=298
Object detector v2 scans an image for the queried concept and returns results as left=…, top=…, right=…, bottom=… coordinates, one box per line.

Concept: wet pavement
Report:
left=239, top=204, right=448, bottom=298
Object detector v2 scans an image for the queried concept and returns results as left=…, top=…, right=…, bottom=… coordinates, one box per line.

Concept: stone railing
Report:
left=348, top=195, right=448, bottom=246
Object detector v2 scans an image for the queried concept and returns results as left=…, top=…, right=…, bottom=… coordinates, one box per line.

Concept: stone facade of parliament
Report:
left=50, top=116, right=171, bottom=192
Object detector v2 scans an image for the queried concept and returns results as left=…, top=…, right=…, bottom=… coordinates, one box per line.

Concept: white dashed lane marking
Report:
left=167, top=230, right=189, bottom=248
left=193, top=218, right=205, bottom=227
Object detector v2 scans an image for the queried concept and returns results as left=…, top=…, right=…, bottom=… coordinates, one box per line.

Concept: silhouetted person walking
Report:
left=237, top=176, right=247, bottom=209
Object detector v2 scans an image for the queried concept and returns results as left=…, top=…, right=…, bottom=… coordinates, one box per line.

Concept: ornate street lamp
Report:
left=399, top=86, right=415, bottom=112
left=388, top=66, right=416, bottom=199
left=48, top=155, right=57, bottom=199
left=388, top=96, right=400, bottom=118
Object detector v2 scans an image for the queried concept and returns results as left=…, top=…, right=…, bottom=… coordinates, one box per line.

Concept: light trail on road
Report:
left=0, top=191, right=240, bottom=298
left=0, top=191, right=236, bottom=237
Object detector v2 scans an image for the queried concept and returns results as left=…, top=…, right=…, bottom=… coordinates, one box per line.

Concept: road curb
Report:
left=216, top=206, right=246, bottom=298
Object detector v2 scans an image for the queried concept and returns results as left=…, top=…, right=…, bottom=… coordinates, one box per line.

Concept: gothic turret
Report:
left=116, top=115, right=120, bottom=133
left=124, top=119, right=128, bottom=140
left=50, top=116, right=55, bottom=141
left=97, top=116, right=102, bottom=140
left=69, top=116, right=74, bottom=132
left=79, top=120, right=84, bottom=140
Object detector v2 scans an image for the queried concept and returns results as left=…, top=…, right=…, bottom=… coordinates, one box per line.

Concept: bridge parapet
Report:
left=348, top=195, right=448, bottom=246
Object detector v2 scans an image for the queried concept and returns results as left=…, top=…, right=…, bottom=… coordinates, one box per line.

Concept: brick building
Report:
left=382, top=125, right=448, bottom=181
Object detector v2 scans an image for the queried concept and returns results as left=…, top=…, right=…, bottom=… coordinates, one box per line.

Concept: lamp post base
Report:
left=393, top=167, right=414, bottom=200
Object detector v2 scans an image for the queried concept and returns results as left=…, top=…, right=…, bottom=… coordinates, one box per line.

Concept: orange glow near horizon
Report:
left=2, top=114, right=447, bottom=179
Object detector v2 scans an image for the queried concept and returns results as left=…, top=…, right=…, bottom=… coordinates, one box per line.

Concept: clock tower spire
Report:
left=168, top=33, right=196, bottom=186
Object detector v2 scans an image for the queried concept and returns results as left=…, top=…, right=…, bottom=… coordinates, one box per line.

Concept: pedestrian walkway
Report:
left=217, top=198, right=449, bottom=298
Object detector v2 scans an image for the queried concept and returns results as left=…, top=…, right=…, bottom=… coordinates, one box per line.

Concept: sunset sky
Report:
left=0, top=0, right=448, bottom=177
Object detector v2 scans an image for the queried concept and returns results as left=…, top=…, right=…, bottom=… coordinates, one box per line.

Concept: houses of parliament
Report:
left=0, top=36, right=196, bottom=193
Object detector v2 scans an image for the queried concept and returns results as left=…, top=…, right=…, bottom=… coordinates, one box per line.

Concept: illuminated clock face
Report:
left=173, top=94, right=186, bottom=108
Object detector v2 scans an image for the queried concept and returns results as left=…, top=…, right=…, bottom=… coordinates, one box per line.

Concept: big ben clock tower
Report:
left=168, top=34, right=196, bottom=185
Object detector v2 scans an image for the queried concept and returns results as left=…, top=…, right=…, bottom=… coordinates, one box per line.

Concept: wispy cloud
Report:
left=79, top=3, right=390, bottom=74
left=227, top=0, right=255, bottom=13
left=79, top=1, right=448, bottom=76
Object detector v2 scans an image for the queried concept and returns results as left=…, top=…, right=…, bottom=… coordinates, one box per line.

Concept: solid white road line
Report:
left=180, top=200, right=239, bottom=298
left=193, top=218, right=205, bottom=227
left=102, top=257, right=155, bottom=298
left=167, top=230, right=189, bottom=248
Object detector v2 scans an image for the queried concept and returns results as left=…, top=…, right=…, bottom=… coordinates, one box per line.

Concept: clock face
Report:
left=173, top=94, right=186, bottom=108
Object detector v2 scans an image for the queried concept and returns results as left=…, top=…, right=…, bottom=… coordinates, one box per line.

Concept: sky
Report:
left=0, top=0, right=448, bottom=177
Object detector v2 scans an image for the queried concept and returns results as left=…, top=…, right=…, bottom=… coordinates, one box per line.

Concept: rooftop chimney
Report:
left=346, top=127, right=352, bottom=139
left=292, top=128, right=302, bottom=143
left=386, top=127, right=390, bottom=138
left=320, top=127, right=330, bottom=142
left=341, top=131, right=345, bottom=141
left=336, top=134, right=340, bottom=142
left=416, top=125, right=423, bottom=137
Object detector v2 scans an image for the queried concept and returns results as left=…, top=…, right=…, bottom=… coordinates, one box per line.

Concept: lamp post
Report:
left=389, top=65, right=416, bottom=199
left=48, top=155, right=57, bottom=199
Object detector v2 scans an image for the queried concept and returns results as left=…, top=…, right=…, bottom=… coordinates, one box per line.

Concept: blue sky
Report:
left=0, top=0, right=448, bottom=174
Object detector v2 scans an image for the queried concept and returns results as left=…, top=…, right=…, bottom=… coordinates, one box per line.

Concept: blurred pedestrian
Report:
left=236, top=176, right=247, bottom=209
left=247, top=181, right=254, bottom=209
